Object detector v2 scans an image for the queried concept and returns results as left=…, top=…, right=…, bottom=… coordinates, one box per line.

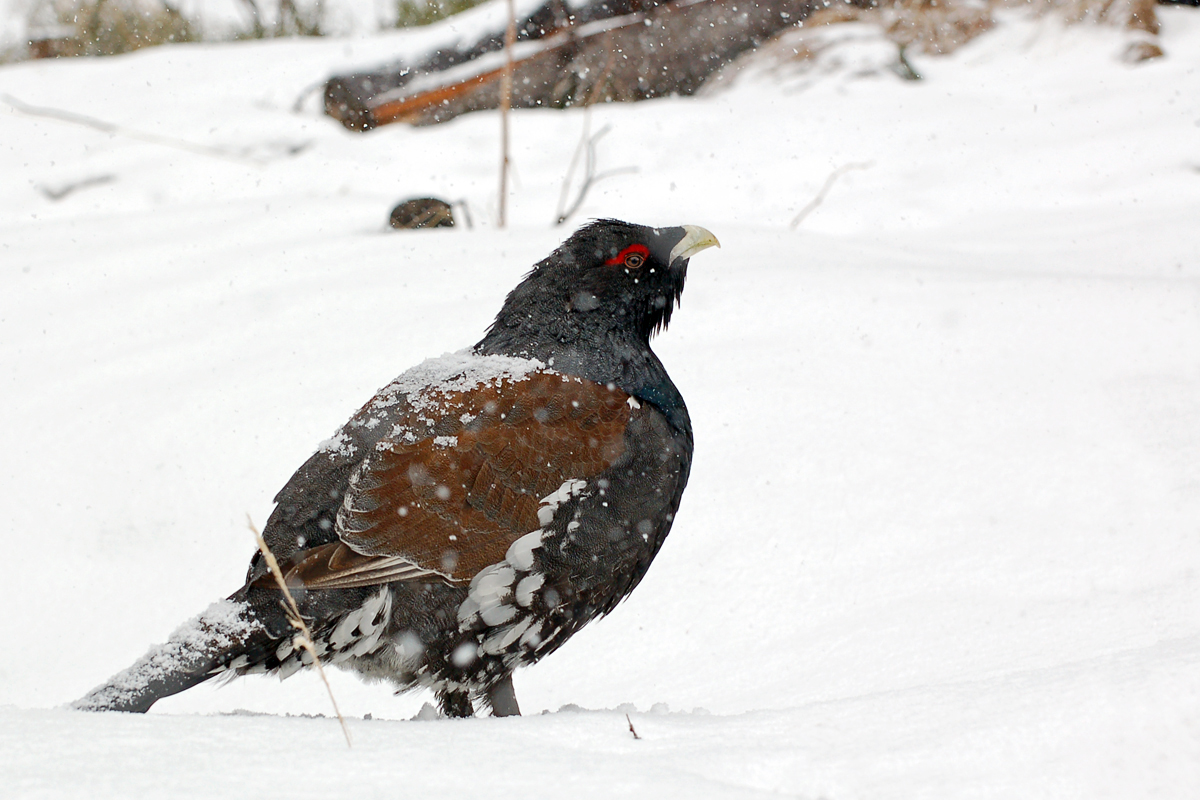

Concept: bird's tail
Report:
left=71, top=597, right=274, bottom=713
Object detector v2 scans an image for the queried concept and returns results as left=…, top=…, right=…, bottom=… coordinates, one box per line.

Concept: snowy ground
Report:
left=2, top=7, right=1200, bottom=797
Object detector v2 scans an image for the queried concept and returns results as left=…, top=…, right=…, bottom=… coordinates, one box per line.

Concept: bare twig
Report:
left=891, top=44, right=922, bottom=82
left=248, top=515, right=352, bottom=747
left=626, top=713, right=641, bottom=740
left=39, top=174, right=116, bottom=201
left=2, top=94, right=264, bottom=166
left=552, top=37, right=626, bottom=227
left=498, top=0, right=518, bottom=228
left=453, top=199, right=475, bottom=230
left=554, top=121, right=637, bottom=226
left=555, top=113, right=595, bottom=224
left=789, top=161, right=874, bottom=229
left=292, top=79, right=327, bottom=114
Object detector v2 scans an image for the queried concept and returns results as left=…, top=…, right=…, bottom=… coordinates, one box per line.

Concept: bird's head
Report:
left=486, top=219, right=720, bottom=346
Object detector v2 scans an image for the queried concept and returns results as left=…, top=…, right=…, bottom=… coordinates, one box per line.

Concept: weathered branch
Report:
left=324, top=0, right=843, bottom=130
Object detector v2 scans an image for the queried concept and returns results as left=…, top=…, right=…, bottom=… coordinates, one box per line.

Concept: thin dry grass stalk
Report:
left=249, top=515, right=352, bottom=747
left=497, top=0, right=517, bottom=228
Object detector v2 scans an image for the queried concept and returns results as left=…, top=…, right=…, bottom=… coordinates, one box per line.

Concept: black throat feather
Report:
left=474, top=220, right=692, bottom=437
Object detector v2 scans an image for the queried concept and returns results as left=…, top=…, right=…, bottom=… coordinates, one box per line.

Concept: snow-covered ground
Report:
left=2, top=7, right=1199, bottom=797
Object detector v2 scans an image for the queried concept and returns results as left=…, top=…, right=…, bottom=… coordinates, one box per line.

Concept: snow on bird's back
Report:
left=370, top=350, right=547, bottom=416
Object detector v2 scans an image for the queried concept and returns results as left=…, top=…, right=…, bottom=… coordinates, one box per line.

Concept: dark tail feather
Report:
left=72, top=598, right=271, bottom=713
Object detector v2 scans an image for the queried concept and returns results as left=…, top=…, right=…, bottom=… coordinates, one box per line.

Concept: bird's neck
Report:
left=473, top=325, right=692, bottom=438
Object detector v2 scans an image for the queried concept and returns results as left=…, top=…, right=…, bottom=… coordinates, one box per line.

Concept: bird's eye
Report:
left=606, top=243, right=650, bottom=269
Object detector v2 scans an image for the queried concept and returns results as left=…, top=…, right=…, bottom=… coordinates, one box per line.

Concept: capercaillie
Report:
left=74, top=220, right=719, bottom=718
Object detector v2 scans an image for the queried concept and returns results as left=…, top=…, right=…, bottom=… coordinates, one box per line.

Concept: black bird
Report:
left=74, top=219, right=719, bottom=718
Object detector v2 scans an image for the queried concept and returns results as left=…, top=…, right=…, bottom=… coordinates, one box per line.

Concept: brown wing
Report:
left=286, top=370, right=634, bottom=589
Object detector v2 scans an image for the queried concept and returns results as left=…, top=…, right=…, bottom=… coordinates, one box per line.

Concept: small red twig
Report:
left=626, top=713, right=641, bottom=740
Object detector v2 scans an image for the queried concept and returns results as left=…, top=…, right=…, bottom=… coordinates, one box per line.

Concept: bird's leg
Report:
left=487, top=673, right=521, bottom=717
left=437, top=687, right=474, bottom=718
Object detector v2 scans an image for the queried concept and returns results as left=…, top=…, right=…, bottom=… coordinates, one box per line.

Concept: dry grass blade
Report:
left=248, top=515, right=352, bottom=747
left=497, top=0, right=518, bottom=228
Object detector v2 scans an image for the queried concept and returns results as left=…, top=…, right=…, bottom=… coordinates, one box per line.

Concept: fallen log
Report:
left=325, top=0, right=648, bottom=131
left=324, top=0, right=852, bottom=130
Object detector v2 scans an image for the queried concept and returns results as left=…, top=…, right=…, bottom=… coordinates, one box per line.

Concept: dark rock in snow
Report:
left=389, top=197, right=456, bottom=229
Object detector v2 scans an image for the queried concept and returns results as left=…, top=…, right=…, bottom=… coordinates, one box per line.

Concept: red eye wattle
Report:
left=606, top=243, right=650, bottom=268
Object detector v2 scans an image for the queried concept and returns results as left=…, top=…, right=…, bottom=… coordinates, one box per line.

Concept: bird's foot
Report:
left=487, top=673, right=521, bottom=717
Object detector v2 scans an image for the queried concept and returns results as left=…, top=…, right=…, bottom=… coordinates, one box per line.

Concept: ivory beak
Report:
left=669, top=225, right=721, bottom=265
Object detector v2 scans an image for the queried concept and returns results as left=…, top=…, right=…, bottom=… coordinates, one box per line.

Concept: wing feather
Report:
left=282, top=543, right=441, bottom=589
left=273, top=369, right=635, bottom=591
